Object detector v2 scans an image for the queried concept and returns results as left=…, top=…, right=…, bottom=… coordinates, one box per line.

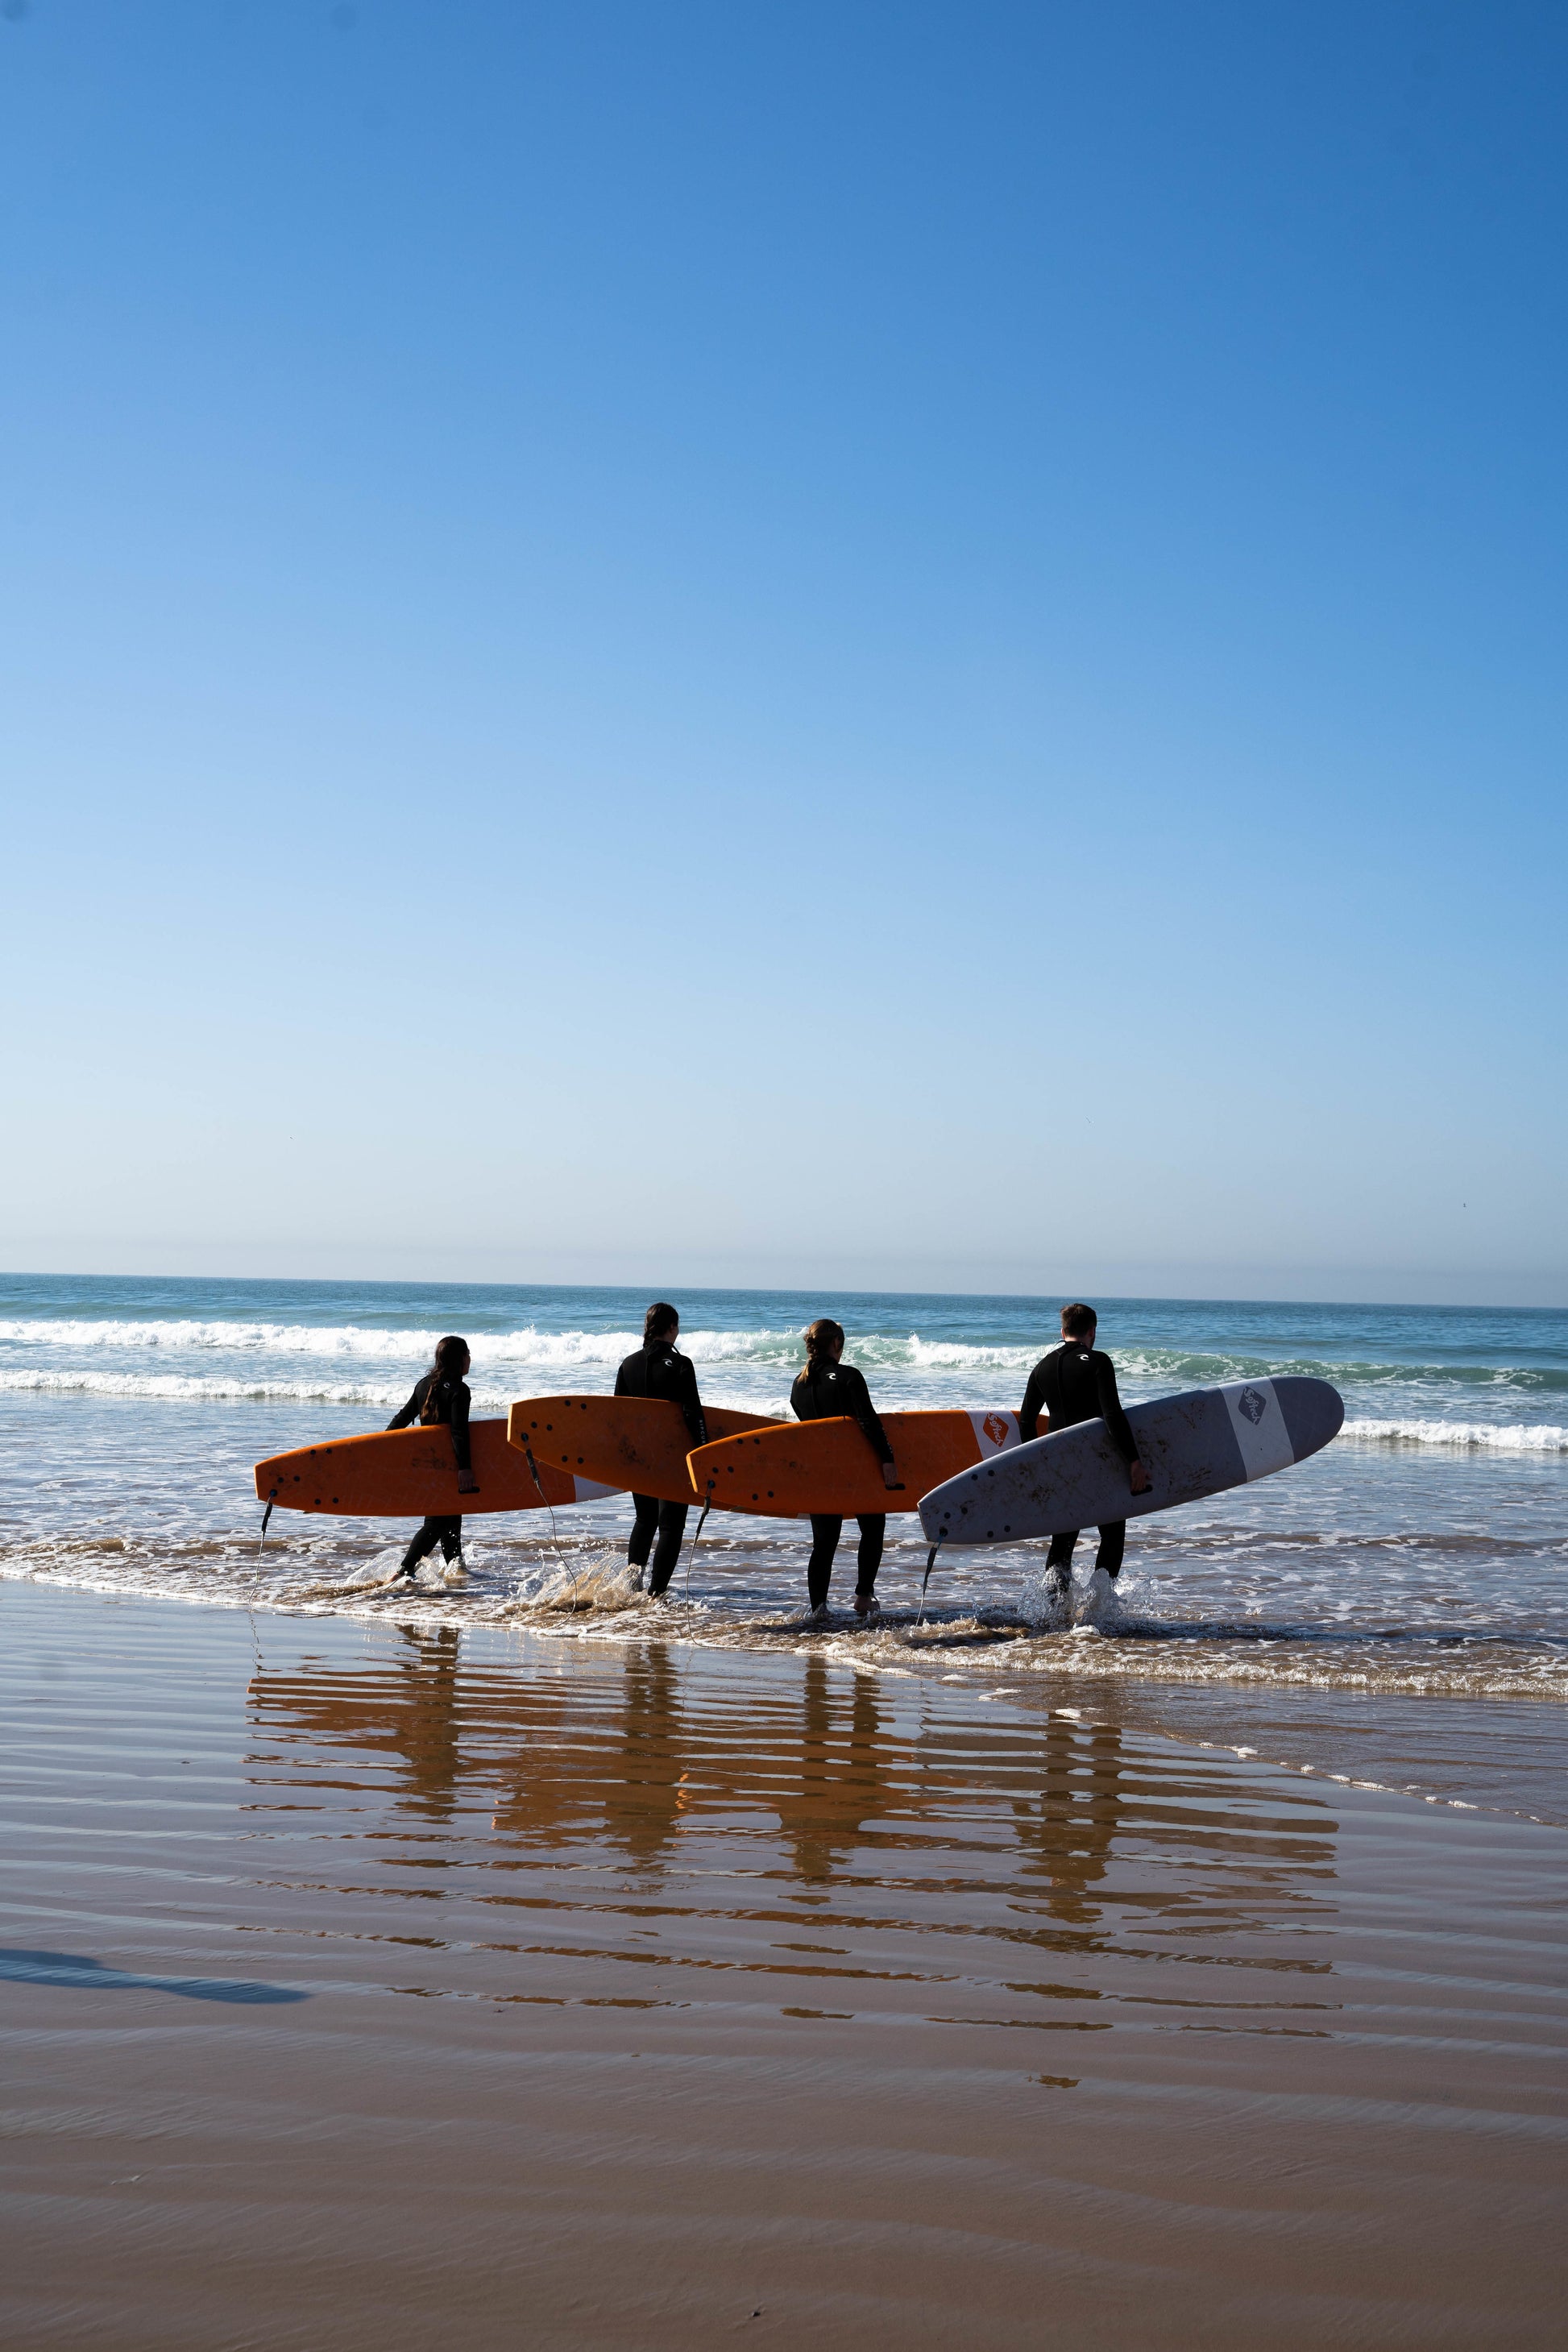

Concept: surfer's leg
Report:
left=398, top=1518, right=445, bottom=1576
left=1045, top=1529, right=1078, bottom=1595
left=438, top=1516, right=463, bottom=1565
left=645, top=1501, right=690, bottom=1598
left=1093, top=1521, right=1126, bottom=1578
left=627, top=1493, right=660, bottom=1572
left=807, top=1515, right=843, bottom=1612
left=853, top=1514, right=886, bottom=1605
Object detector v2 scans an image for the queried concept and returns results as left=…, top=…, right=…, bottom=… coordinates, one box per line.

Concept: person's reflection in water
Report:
left=483, top=1651, right=687, bottom=1869
left=1010, top=1715, right=1342, bottom=1956
left=602, top=1645, right=688, bottom=1877
left=1011, top=1716, right=1127, bottom=1933
left=774, top=1655, right=890, bottom=1896
left=247, top=1626, right=465, bottom=1827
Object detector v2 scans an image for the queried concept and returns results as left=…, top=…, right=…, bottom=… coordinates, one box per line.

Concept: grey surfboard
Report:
left=917, top=1376, right=1344, bottom=1547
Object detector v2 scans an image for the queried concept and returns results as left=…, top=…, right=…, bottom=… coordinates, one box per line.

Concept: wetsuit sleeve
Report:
left=387, top=1378, right=425, bottom=1432
left=1093, top=1355, right=1139, bottom=1463
left=840, top=1367, right=894, bottom=1465
left=1018, top=1360, right=1050, bottom=1443
left=675, top=1354, right=707, bottom=1448
left=613, top=1361, right=630, bottom=1396
left=449, top=1382, right=473, bottom=1474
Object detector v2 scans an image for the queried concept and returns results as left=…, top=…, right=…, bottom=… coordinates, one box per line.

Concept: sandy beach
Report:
left=4, top=1579, right=1565, bottom=2350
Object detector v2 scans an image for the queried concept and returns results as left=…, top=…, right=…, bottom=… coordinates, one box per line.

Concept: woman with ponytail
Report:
left=790, top=1320, right=902, bottom=1620
left=615, top=1302, right=708, bottom=1598
left=386, top=1334, right=477, bottom=1580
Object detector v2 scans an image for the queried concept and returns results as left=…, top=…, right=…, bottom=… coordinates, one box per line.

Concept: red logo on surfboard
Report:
left=982, top=1413, right=1010, bottom=1446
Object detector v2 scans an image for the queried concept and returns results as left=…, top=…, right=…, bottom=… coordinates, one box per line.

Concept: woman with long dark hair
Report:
left=387, top=1334, right=477, bottom=1581
left=790, top=1319, right=902, bottom=1621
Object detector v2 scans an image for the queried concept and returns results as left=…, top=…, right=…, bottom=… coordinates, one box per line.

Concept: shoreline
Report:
left=6, top=1558, right=1566, bottom=1827
left=4, top=1580, right=1566, bottom=2348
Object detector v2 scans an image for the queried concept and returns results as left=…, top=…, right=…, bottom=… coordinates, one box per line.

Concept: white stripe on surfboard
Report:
left=968, top=1409, right=1021, bottom=1457
left=1219, top=1379, right=1295, bottom=1481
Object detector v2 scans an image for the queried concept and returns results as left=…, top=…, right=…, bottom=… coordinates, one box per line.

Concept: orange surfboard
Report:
left=507, top=1396, right=783, bottom=1506
left=253, top=1418, right=617, bottom=1519
left=685, top=1408, right=1031, bottom=1518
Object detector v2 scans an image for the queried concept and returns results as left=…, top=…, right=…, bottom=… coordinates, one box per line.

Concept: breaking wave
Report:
left=2, top=1317, right=1565, bottom=1389
left=1341, top=1417, right=1568, bottom=1454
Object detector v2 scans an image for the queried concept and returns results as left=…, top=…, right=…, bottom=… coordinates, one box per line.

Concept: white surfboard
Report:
left=917, top=1376, right=1344, bottom=1546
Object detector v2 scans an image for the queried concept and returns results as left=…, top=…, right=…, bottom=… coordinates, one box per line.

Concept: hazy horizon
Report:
left=2, top=1259, right=1562, bottom=1314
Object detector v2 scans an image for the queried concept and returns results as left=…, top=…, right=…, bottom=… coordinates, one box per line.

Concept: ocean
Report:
left=3, top=1272, right=1565, bottom=1819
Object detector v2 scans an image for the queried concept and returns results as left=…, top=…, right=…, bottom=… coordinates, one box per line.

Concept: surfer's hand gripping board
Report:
left=506, top=1396, right=784, bottom=1508
left=917, top=1377, right=1344, bottom=1545
left=685, top=1408, right=1030, bottom=1520
left=254, top=1419, right=616, bottom=1519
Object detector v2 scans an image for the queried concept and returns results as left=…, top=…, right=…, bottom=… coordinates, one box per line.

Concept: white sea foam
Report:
left=4, top=1318, right=1565, bottom=1449
left=6, top=1316, right=1559, bottom=1394
left=1341, top=1417, right=1568, bottom=1454
left=0, top=1369, right=424, bottom=1406
left=0, top=1317, right=794, bottom=1369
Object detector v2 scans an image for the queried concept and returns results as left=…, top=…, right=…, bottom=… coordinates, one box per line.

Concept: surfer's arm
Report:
left=450, top=1383, right=475, bottom=1483
left=1094, top=1357, right=1149, bottom=1490
left=676, top=1357, right=707, bottom=1449
left=386, top=1380, right=425, bottom=1432
left=842, top=1367, right=902, bottom=1487
left=1018, top=1362, right=1050, bottom=1443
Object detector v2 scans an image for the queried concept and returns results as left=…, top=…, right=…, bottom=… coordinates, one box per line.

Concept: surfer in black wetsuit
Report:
left=790, top=1319, right=904, bottom=1621
left=1018, top=1304, right=1150, bottom=1603
left=615, top=1304, right=708, bottom=1599
left=387, top=1335, right=477, bottom=1580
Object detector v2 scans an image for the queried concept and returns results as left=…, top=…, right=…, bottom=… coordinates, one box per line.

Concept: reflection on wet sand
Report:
left=10, top=1588, right=1566, bottom=2352
left=243, top=1634, right=1346, bottom=2024
left=771, top=1655, right=890, bottom=1887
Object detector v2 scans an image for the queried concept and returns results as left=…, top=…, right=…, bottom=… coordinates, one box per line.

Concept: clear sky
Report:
left=2, top=1, right=1563, bottom=1305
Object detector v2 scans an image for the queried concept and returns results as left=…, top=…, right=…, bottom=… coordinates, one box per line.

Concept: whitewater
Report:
left=2, top=1273, right=1565, bottom=1819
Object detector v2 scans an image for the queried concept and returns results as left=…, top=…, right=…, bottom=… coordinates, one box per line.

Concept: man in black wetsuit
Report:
left=615, top=1303, right=707, bottom=1599
left=791, top=1318, right=904, bottom=1620
left=387, top=1335, right=478, bottom=1580
left=1018, top=1304, right=1150, bottom=1605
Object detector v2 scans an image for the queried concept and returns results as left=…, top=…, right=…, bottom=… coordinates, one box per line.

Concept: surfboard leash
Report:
left=682, top=1479, right=716, bottom=1603
left=522, top=1438, right=585, bottom=1603
left=917, top=1535, right=944, bottom=1626
left=258, top=1486, right=278, bottom=1553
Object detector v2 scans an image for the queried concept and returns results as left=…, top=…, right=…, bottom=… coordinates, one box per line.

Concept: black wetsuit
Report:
left=790, top=1361, right=895, bottom=1610
left=388, top=1371, right=473, bottom=1574
left=1018, top=1341, right=1140, bottom=1582
left=615, top=1341, right=708, bottom=1596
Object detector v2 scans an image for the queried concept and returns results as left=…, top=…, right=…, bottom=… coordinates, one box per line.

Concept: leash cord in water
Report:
left=523, top=1441, right=583, bottom=1602
left=917, top=1535, right=944, bottom=1626
left=259, top=1487, right=278, bottom=1553
left=682, top=1482, right=715, bottom=1603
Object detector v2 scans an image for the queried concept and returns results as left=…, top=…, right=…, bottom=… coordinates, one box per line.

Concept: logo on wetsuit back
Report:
left=1237, top=1386, right=1269, bottom=1425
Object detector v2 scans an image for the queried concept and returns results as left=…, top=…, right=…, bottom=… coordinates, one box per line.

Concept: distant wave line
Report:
left=0, top=1319, right=1564, bottom=1392
left=2, top=1369, right=1566, bottom=1450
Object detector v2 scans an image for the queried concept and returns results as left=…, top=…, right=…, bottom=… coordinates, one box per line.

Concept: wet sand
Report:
left=3, top=1583, right=1566, bottom=2349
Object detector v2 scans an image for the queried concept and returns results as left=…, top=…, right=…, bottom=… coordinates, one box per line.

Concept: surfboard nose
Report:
left=1273, top=1377, right=1345, bottom=1461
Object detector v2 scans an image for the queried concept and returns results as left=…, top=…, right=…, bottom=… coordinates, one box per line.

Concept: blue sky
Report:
left=2, top=1, right=1563, bottom=1303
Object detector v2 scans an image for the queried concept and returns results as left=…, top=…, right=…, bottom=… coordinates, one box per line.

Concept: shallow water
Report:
left=2, top=1274, right=1565, bottom=1818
